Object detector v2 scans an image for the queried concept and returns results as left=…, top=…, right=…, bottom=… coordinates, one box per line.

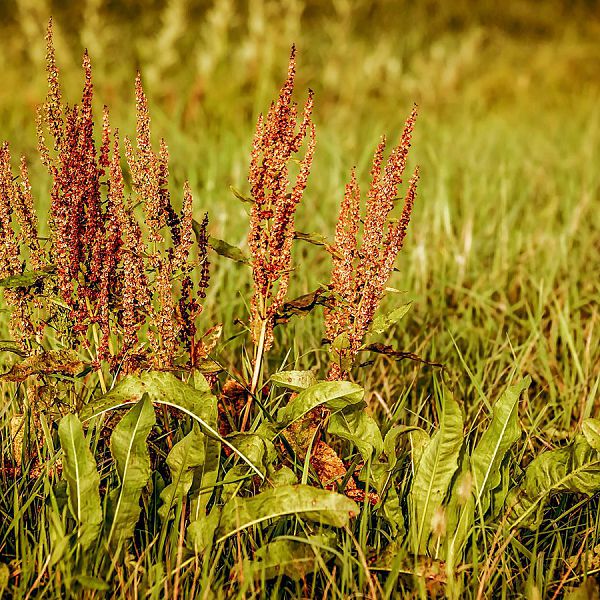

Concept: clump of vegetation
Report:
left=0, top=17, right=599, bottom=600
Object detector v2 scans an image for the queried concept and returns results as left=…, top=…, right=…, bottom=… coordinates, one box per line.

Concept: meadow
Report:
left=0, top=1, right=599, bottom=598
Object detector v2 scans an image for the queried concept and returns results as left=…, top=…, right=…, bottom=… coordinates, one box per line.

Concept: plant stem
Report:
left=241, top=317, right=268, bottom=431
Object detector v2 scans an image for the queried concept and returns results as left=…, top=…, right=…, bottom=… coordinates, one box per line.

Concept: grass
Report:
left=0, top=1, right=599, bottom=598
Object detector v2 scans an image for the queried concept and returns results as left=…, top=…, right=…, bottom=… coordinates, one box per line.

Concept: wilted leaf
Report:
left=409, top=389, right=463, bottom=554
left=107, top=396, right=155, bottom=547
left=216, top=485, right=358, bottom=541
left=1, top=350, right=83, bottom=382
left=276, top=380, right=364, bottom=428
left=58, top=414, right=102, bottom=551
left=363, top=343, right=443, bottom=368
left=274, top=288, right=330, bottom=325
left=370, top=303, right=412, bottom=335
left=243, top=533, right=335, bottom=581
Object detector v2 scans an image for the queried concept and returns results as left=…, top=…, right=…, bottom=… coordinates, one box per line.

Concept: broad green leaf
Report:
left=159, top=425, right=206, bottom=522
left=276, top=381, right=364, bottom=427
left=409, top=390, right=463, bottom=555
left=221, top=428, right=276, bottom=502
left=582, top=418, right=600, bottom=450
left=187, top=507, right=221, bottom=555
left=384, top=425, right=430, bottom=471
left=189, top=375, right=220, bottom=519
left=507, top=434, right=600, bottom=530
left=271, top=370, right=318, bottom=392
left=107, top=396, right=155, bottom=547
left=446, top=378, right=529, bottom=565
left=267, top=465, right=298, bottom=487
left=216, top=485, right=358, bottom=542
left=243, top=533, right=335, bottom=581
left=328, top=408, right=383, bottom=461
left=370, top=303, right=412, bottom=335
left=382, top=485, right=405, bottom=537
left=47, top=505, right=69, bottom=566
left=58, top=414, right=102, bottom=551
left=84, top=371, right=264, bottom=479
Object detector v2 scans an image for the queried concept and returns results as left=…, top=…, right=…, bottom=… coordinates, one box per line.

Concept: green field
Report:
left=1, top=1, right=599, bottom=598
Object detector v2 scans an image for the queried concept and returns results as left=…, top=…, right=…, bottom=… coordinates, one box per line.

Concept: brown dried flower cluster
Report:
left=247, top=46, right=316, bottom=352
left=325, top=107, right=419, bottom=379
left=0, top=20, right=210, bottom=376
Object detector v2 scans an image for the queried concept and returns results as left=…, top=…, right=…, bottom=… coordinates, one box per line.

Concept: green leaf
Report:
left=294, top=231, right=329, bottom=246
left=0, top=563, right=9, bottom=593
left=0, top=342, right=27, bottom=357
left=243, top=533, right=335, bottom=581
left=267, top=465, right=298, bottom=487
left=84, top=371, right=264, bottom=479
left=507, top=434, right=600, bottom=530
left=330, top=333, right=352, bottom=373
left=189, top=374, right=220, bottom=519
left=216, top=485, right=358, bottom=542
left=74, top=575, right=110, bottom=591
left=230, top=186, right=254, bottom=204
left=370, top=303, right=412, bottom=335
left=409, top=389, right=463, bottom=554
left=271, top=370, right=318, bottom=392
left=276, top=381, right=364, bottom=428
left=0, top=267, right=54, bottom=289
left=159, top=425, right=206, bottom=522
left=582, top=418, right=600, bottom=450
left=446, top=378, right=529, bottom=565
left=328, top=408, right=383, bottom=461
left=107, top=396, right=155, bottom=547
left=221, top=430, right=276, bottom=502
left=187, top=507, right=221, bottom=555
left=58, top=414, right=102, bottom=551
left=384, top=425, right=430, bottom=471
left=208, top=236, right=249, bottom=264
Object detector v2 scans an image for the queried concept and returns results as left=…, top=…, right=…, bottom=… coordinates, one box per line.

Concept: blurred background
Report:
left=0, top=0, right=599, bottom=413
